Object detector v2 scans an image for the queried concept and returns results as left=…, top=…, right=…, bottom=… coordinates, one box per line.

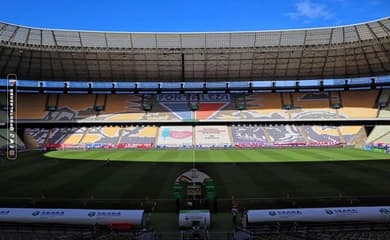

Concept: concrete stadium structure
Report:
left=0, top=17, right=389, bottom=81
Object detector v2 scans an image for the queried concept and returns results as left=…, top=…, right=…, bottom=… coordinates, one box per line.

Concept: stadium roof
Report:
left=0, top=17, right=389, bottom=82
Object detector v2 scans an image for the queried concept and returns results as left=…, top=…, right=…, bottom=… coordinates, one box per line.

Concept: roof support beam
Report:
left=354, top=25, right=374, bottom=76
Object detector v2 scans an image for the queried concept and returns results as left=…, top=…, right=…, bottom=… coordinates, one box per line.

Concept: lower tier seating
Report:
left=23, top=125, right=369, bottom=149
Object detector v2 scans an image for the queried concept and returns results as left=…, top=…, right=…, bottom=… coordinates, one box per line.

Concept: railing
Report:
left=0, top=195, right=389, bottom=212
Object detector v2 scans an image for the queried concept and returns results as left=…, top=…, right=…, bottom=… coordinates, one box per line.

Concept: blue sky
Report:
left=0, top=0, right=389, bottom=32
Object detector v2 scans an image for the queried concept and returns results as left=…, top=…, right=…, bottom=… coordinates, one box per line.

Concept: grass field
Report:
left=1, top=147, right=390, bottom=231
left=1, top=148, right=390, bottom=204
left=44, top=147, right=390, bottom=162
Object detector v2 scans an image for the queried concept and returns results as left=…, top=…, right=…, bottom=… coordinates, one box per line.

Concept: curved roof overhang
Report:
left=0, top=17, right=389, bottom=82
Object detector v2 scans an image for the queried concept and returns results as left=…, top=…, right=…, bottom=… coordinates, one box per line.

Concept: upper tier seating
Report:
left=290, top=92, right=338, bottom=119
left=97, top=94, right=144, bottom=121
left=16, top=91, right=381, bottom=121
left=338, top=90, right=378, bottom=118
left=17, top=94, right=47, bottom=119
left=244, top=93, right=288, bottom=119
left=56, top=94, right=96, bottom=120
left=155, top=93, right=231, bottom=120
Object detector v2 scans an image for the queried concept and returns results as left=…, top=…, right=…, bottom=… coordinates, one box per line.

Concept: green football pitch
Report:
left=44, top=147, right=390, bottom=162
left=1, top=148, right=390, bottom=208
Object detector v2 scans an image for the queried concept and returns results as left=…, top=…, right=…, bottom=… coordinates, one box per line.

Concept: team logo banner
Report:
left=157, top=94, right=230, bottom=102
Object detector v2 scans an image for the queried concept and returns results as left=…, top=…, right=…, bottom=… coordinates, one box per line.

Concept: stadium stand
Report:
left=23, top=124, right=368, bottom=149
left=302, top=125, right=341, bottom=144
left=156, top=126, right=193, bottom=148
left=16, top=94, right=47, bottom=119
left=339, top=126, right=365, bottom=145
left=267, top=125, right=306, bottom=145
left=26, top=126, right=159, bottom=149
left=62, top=127, right=87, bottom=146
left=13, top=91, right=388, bottom=122
left=231, top=125, right=269, bottom=147
left=366, top=125, right=390, bottom=144
left=118, top=126, right=157, bottom=148
left=80, top=126, right=121, bottom=147
left=57, top=94, right=96, bottom=120
left=24, top=128, right=50, bottom=148
left=209, top=101, right=240, bottom=121
left=194, top=126, right=232, bottom=147
left=45, top=128, right=83, bottom=147
left=2, top=17, right=390, bottom=238
left=338, top=90, right=379, bottom=118
left=97, top=94, right=144, bottom=121
left=244, top=93, right=288, bottom=119
left=290, top=92, right=339, bottom=119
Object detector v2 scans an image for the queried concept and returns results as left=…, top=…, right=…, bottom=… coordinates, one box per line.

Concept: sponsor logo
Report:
left=326, top=209, right=358, bottom=215
left=96, top=211, right=121, bottom=216
left=89, top=211, right=121, bottom=217
left=32, top=211, right=64, bottom=216
left=268, top=211, right=277, bottom=216
left=268, top=210, right=303, bottom=217
left=325, top=210, right=334, bottom=215
left=379, top=208, right=390, bottom=214
left=32, top=211, right=40, bottom=216
left=157, top=94, right=230, bottom=102
left=0, top=210, right=10, bottom=215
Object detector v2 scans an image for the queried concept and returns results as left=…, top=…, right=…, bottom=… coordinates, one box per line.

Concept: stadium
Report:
left=1, top=13, right=390, bottom=239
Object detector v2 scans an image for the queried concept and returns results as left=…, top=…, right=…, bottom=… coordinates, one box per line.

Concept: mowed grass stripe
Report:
left=1, top=160, right=88, bottom=198
left=2, top=150, right=390, bottom=202
left=44, top=148, right=390, bottom=163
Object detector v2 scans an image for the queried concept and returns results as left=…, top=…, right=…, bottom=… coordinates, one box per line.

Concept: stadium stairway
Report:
left=77, top=128, right=90, bottom=145
left=154, top=127, right=160, bottom=147
left=115, top=128, right=124, bottom=146
left=298, top=126, right=309, bottom=144
left=192, top=126, right=196, bottom=146
left=227, top=126, right=234, bottom=144
left=262, top=127, right=273, bottom=145
left=349, top=127, right=368, bottom=147
left=336, top=127, right=346, bottom=144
